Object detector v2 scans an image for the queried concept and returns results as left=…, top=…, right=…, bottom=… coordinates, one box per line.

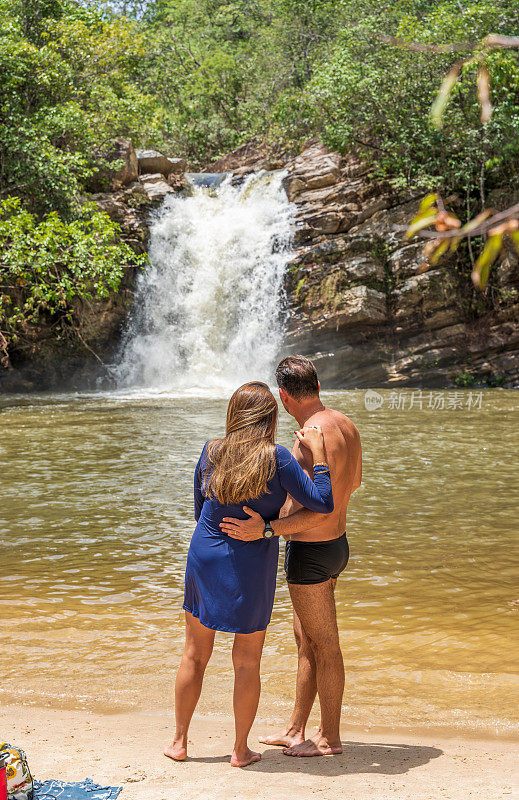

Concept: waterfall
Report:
left=115, top=171, right=295, bottom=394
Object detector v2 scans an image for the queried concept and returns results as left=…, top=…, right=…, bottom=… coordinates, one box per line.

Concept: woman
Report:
left=164, top=382, right=333, bottom=768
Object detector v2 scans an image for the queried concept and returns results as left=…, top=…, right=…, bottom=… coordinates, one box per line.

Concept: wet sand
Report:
left=4, top=704, right=516, bottom=800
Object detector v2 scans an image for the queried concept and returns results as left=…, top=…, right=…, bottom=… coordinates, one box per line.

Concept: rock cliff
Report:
left=212, top=139, right=518, bottom=387
left=280, top=143, right=519, bottom=388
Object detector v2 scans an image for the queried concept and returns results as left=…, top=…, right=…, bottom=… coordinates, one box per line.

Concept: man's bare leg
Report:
left=283, top=579, right=344, bottom=757
left=259, top=608, right=317, bottom=747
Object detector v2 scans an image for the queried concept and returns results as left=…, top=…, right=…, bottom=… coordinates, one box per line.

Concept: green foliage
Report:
left=455, top=371, right=476, bottom=387
left=130, top=0, right=344, bottom=162
left=112, top=0, right=519, bottom=196
left=0, top=197, right=147, bottom=356
left=4, top=0, right=517, bottom=195
left=0, top=0, right=166, bottom=213
left=291, top=1, right=519, bottom=196
left=1, top=0, right=518, bottom=361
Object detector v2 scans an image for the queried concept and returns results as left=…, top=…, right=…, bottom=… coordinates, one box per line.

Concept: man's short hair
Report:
left=275, top=355, right=319, bottom=400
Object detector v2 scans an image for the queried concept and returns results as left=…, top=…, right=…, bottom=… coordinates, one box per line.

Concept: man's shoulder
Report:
left=312, top=407, right=359, bottom=437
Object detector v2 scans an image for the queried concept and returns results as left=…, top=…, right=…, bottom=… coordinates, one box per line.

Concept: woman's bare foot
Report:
left=258, top=728, right=305, bottom=748
left=163, top=738, right=187, bottom=761
left=230, top=747, right=262, bottom=768
left=283, top=732, right=342, bottom=757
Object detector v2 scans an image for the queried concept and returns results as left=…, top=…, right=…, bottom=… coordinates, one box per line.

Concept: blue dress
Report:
left=183, top=443, right=333, bottom=633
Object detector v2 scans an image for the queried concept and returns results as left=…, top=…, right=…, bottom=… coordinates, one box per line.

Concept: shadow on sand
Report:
left=188, top=740, right=442, bottom=775
left=247, top=740, right=443, bottom=776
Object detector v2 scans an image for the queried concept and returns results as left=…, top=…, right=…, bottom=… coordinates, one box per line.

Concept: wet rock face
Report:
left=207, top=141, right=288, bottom=178
left=138, top=173, right=174, bottom=200
left=282, top=142, right=519, bottom=388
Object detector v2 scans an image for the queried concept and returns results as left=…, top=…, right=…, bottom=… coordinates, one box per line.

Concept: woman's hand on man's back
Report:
left=295, top=425, right=326, bottom=461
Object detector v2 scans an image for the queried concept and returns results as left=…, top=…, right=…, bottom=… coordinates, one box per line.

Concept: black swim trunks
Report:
left=284, top=533, right=349, bottom=585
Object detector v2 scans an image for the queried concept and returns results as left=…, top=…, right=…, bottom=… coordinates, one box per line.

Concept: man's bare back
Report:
left=280, top=406, right=362, bottom=542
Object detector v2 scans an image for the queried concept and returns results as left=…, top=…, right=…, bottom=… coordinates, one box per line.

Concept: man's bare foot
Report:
left=282, top=732, right=342, bottom=757
left=230, top=747, right=261, bottom=768
left=258, top=728, right=305, bottom=748
left=163, top=739, right=187, bottom=761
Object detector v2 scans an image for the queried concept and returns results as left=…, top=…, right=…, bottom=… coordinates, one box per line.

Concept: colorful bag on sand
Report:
left=0, top=744, right=33, bottom=800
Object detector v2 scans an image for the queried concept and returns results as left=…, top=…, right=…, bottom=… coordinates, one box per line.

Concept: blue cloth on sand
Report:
left=183, top=443, right=333, bottom=634
left=33, top=779, right=121, bottom=800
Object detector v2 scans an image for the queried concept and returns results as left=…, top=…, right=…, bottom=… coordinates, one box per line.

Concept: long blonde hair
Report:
left=203, top=382, right=278, bottom=505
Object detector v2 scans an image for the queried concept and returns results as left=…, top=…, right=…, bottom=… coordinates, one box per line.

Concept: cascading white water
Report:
left=115, top=171, right=295, bottom=394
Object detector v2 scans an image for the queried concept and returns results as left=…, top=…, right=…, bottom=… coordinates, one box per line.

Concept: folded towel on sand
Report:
left=33, top=779, right=121, bottom=800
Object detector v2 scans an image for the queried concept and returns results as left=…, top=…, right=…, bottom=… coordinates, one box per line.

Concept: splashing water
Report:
left=115, top=171, right=295, bottom=394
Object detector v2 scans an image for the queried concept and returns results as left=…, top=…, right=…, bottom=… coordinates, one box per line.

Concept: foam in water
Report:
left=115, top=171, right=295, bottom=395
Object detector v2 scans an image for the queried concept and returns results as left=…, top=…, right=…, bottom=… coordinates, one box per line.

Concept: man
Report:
left=219, top=355, right=362, bottom=757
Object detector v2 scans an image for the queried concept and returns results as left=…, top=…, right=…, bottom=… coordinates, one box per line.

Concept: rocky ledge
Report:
left=211, top=139, right=518, bottom=387
left=277, top=142, right=519, bottom=388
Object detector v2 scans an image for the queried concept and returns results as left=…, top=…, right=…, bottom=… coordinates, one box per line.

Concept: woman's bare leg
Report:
left=230, top=628, right=266, bottom=767
left=164, top=611, right=215, bottom=761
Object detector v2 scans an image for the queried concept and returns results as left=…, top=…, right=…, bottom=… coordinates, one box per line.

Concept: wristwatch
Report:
left=263, top=522, right=275, bottom=540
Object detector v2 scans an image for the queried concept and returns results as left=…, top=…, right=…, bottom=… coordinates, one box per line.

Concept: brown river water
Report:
left=1, top=389, right=518, bottom=738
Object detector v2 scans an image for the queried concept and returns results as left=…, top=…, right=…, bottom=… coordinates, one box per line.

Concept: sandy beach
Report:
left=3, top=704, right=516, bottom=800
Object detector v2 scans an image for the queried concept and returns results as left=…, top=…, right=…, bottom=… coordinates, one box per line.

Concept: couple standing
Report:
left=164, top=355, right=362, bottom=767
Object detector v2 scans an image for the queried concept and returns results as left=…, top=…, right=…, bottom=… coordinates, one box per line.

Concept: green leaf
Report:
left=472, top=235, right=502, bottom=289
left=405, top=213, right=438, bottom=241
left=430, top=63, right=462, bottom=130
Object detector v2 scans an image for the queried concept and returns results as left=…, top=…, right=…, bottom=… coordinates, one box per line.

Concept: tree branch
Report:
left=378, top=33, right=519, bottom=54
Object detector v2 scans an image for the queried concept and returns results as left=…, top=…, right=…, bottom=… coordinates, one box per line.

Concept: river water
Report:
left=1, top=388, right=517, bottom=738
